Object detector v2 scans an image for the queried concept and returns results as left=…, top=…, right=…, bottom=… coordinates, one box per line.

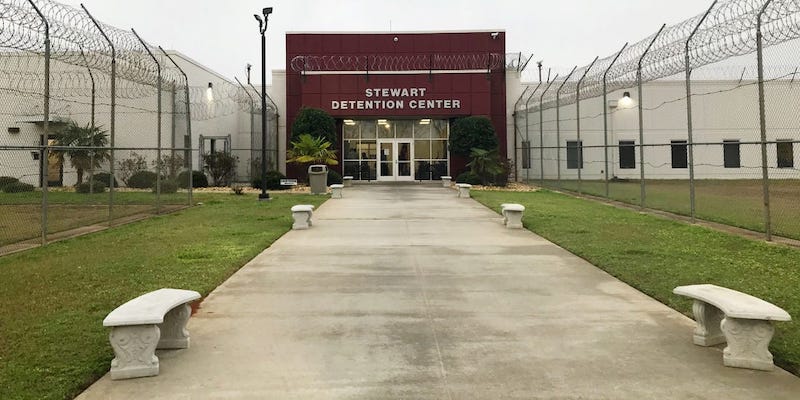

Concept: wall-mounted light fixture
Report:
left=8, top=127, right=20, bottom=134
left=419, top=119, right=431, bottom=125
left=344, top=119, right=356, bottom=126
left=617, top=91, right=634, bottom=109
left=206, top=82, right=214, bottom=102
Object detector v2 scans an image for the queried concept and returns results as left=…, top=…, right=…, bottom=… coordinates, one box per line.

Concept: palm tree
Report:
left=54, top=121, right=110, bottom=185
left=467, top=147, right=505, bottom=185
left=287, top=134, right=339, bottom=166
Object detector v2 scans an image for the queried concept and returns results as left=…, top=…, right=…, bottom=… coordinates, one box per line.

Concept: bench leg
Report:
left=109, top=325, right=160, bottom=380
left=721, top=317, right=776, bottom=371
left=158, top=303, right=192, bottom=349
left=292, top=211, right=310, bottom=230
left=332, top=188, right=343, bottom=199
left=691, top=300, right=726, bottom=346
left=506, top=211, right=523, bottom=229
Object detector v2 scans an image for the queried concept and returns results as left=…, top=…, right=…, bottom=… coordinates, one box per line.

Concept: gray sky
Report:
left=63, top=0, right=713, bottom=83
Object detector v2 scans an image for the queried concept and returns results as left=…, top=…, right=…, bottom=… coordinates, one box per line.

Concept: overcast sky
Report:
left=62, top=0, right=713, bottom=83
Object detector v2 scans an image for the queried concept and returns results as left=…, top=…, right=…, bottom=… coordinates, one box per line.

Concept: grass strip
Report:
left=0, top=193, right=326, bottom=400
left=472, top=189, right=800, bottom=375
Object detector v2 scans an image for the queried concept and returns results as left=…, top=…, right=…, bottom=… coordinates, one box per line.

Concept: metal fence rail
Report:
left=515, top=0, right=800, bottom=242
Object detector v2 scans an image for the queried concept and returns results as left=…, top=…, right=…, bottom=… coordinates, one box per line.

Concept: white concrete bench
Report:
left=343, top=176, right=353, bottom=187
left=291, top=204, right=315, bottom=230
left=456, top=183, right=472, bottom=198
left=673, top=284, right=791, bottom=371
left=103, top=288, right=201, bottom=380
left=441, top=176, right=452, bottom=188
left=500, top=203, right=525, bottom=229
left=330, top=184, right=344, bottom=199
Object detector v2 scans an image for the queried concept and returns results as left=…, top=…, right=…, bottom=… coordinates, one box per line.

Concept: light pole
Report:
left=255, top=7, right=273, bottom=201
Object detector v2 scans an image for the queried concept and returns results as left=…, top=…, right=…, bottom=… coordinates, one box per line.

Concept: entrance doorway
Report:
left=378, top=140, right=413, bottom=181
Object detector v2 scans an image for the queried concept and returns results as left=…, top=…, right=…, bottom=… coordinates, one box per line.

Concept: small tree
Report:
left=153, top=153, right=184, bottom=179
left=287, top=134, right=339, bottom=166
left=53, top=121, right=110, bottom=185
left=204, top=152, right=237, bottom=187
left=449, top=116, right=498, bottom=157
left=290, top=107, right=336, bottom=145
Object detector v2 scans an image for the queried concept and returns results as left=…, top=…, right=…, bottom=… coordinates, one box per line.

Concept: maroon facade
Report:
left=285, top=31, right=507, bottom=177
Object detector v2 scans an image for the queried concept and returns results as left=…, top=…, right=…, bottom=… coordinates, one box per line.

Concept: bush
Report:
left=154, top=180, right=178, bottom=194
left=117, top=152, right=149, bottom=186
left=177, top=170, right=209, bottom=189
left=2, top=181, right=35, bottom=193
left=290, top=107, right=337, bottom=145
left=90, top=172, right=117, bottom=187
left=449, top=116, right=498, bottom=157
left=0, top=176, right=19, bottom=189
left=327, top=169, right=343, bottom=185
left=252, top=170, right=287, bottom=190
left=75, top=181, right=107, bottom=194
left=203, top=152, right=237, bottom=187
left=127, top=171, right=158, bottom=189
left=455, top=171, right=481, bottom=185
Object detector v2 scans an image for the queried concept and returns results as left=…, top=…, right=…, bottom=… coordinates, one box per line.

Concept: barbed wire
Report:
left=289, top=53, right=507, bottom=73
left=526, top=0, right=800, bottom=112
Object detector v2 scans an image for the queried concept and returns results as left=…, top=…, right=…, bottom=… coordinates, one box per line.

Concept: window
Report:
left=521, top=141, right=531, bottom=169
left=671, top=140, right=688, bottom=169
left=777, top=140, right=794, bottom=168
left=619, top=140, right=636, bottom=169
left=723, top=140, right=740, bottom=168
left=566, top=140, right=583, bottom=170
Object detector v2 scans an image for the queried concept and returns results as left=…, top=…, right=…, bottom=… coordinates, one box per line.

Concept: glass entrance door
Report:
left=378, top=140, right=413, bottom=181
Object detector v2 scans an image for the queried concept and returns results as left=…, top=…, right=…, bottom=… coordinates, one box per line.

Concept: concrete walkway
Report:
left=78, top=184, right=800, bottom=399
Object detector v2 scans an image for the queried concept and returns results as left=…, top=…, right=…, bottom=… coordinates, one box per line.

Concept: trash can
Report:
left=308, top=165, right=328, bottom=195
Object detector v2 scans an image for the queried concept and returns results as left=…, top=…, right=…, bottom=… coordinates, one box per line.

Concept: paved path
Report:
left=78, top=184, right=800, bottom=399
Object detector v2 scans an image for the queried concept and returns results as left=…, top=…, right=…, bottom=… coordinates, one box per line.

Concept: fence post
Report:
left=235, top=77, right=256, bottom=181
left=524, top=81, right=544, bottom=183
left=603, top=44, right=628, bottom=199
left=539, top=74, right=560, bottom=185
left=160, top=47, right=193, bottom=205
left=78, top=45, right=97, bottom=194
left=757, top=0, right=774, bottom=241
left=576, top=57, right=599, bottom=196
left=27, top=0, right=49, bottom=245
left=557, top=67, right=578, bottom=190
left=685, top=1, right=718, bottom=223
left=132, top=29, right=163, bottom=214
left=82, top=4, right=117, bottom=225
left=638, top=25, right=667, bottom=209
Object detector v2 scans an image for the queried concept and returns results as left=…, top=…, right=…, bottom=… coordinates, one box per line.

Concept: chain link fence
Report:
left=515, top=0, right=800, bottom=242
left=0, top=0, right=277, bottom=252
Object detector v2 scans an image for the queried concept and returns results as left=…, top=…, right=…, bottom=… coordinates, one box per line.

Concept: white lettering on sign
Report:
left=332, top=87, right=460, bottom=112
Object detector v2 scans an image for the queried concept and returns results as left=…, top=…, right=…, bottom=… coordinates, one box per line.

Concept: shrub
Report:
left=127, top=171, right=158, bottom=189
left=203, top=152, right=237, bottom=187
left=252, top=170, right=287, bottom=190
left=2, top=181, right=35, bottom=193
left=290, top=107, right=336, bottom=145
left=0, top=176, right=19, bottom=189
left=177, top=170, right=209, bottom=189
left=154, top=180, right=178, bottom=194
left=117, top=152, right=149, bottom=186
left=449, top=116, right=498, bottom=157
left=75, top=181, right=107, bottom=194
left=327, top=169, right=343, bottom=185
left=231, top=184, right=245, bottom=195
left=455, top=171, right=481, bottom=185
left=91, top=172, right=117, bottom=187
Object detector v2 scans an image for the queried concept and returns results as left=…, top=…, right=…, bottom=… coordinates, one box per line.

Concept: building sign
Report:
left=331, top=87, right=463, bottom=112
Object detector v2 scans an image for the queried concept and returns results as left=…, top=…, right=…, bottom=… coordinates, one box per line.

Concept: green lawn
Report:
left=536, top=179, right=800, bottom=240
left=472, top=189, right=800, bottom=375
left=0, top=192, right=326, bottom=400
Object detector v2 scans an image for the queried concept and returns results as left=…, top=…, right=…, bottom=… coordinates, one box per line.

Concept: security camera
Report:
left=490, top=32, right=500, bottom=39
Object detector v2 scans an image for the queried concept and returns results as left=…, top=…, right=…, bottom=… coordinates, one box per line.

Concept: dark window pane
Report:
left=522, top=141, right=531, bottom=169
left=567, top=140, right=583, bottom=170
left=671, top=140, right=688, bottom=169
left=415, top=161, right=432, bottom=180
left=723, top=140, right=740, bottom=168
left=777, top=140, right=794, bottom=168
left=619, top=140, right=635, bottom=169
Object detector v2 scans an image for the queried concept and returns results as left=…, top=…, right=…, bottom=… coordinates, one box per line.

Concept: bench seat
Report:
left=291, top=205, right=315, bottom=230
left=673, top=284, right=791, bottom=371
left=456, top=183, right=472, bottom=198
left=330, top=184, right=344, bottom=199
left=500, top=203, right=525, bottom=229
left=104, top=288, right=200, bottom=380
